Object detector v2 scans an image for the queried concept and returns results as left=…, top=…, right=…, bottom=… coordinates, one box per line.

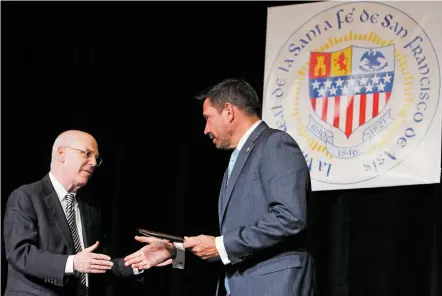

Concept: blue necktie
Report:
left=225, top=149, right=239, bottom=295
left=227, top=149, right=239, bottom=181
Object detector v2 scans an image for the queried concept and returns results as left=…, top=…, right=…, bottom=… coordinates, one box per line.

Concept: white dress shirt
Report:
left=215, top=120, right=262, bottom=265
left=49, top=172, right=89, bottom=285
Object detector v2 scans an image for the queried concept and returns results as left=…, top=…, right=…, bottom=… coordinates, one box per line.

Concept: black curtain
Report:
left=308, top=184, right=441, bottom=296
left=1, top=2, right=441, bottom=296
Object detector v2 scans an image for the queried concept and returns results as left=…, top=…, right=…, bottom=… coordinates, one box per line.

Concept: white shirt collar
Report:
left=49, top=172, right=76, bottom=202
left=236, top=120, right=262, bottom=152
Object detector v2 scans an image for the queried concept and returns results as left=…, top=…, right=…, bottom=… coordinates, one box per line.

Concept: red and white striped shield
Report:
left=308, top=45, right=395, bottom=138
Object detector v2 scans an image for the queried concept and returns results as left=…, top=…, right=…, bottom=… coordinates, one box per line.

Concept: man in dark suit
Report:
left=184, top=79, right=315, bottom=296
left=2, top=130, right=175, bottom=296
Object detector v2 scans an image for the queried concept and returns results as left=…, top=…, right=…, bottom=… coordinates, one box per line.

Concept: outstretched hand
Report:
left=73, top=241, right=113, bottom=273
left=124, top=236, right=175, bottom=270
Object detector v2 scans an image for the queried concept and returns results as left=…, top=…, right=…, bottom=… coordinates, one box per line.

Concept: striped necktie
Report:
left=66, top=193, right=87, bottom=296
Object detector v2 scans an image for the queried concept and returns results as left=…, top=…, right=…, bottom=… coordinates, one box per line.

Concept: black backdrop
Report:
left=1, top=2, right=441, bottom=296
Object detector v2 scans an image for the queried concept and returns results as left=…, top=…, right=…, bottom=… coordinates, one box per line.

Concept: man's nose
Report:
left=89, top=157, right=97, bottom=167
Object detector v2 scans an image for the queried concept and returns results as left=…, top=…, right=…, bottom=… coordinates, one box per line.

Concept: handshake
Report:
left=72, top=231, right=219, bottom=274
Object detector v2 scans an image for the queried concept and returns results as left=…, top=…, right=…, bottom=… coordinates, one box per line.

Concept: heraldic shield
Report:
left=308, top=45, right=395, bottom=138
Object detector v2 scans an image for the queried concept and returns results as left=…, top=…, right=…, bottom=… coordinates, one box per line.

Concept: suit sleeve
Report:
left=109, top=258, right=135, bottom=277
left=223, top=132, right=309, bottom=265
left=3, top=188, right=69, bottom=287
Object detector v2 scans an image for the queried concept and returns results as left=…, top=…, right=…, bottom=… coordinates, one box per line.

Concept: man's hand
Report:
left=124, top=236, right=175, bottom=270
left=73, top=241, right=113, bottom=274
left=183, top=235, right=218, bottom=260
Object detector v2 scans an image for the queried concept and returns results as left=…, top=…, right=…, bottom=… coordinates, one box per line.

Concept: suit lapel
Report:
left=218, top=169, right=229, bottom=226
left=220, top=122, right=268, bottom=225
left=42, top=177, right=76, bottom=254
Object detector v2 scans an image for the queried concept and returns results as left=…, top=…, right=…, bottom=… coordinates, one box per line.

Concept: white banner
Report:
left=263, top=1, right=441, bottom=191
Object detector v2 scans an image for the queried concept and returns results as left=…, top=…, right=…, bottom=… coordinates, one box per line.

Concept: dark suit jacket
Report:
left=3, top=174, right=135, bottom=296
left=217, top=121, right=314, bottom=296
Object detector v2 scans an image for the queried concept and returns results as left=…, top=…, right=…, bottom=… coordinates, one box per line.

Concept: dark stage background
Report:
left=1, top=2, right=441, bottom=296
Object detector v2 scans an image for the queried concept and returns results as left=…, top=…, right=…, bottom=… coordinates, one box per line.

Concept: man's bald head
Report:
left=50, top=130, right=100, bottom=192
left=51, top=130, right=96, bottom=163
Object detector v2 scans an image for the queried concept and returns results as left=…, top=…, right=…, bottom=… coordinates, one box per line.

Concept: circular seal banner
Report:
left=263, top=1, right=441, bottom=190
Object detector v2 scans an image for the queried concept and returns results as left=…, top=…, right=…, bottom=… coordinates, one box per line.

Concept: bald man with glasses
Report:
left=3, top=130, right=183, bottom=296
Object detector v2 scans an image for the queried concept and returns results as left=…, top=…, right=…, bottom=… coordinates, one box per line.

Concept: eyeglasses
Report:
left=64, top=146, right=103, bottom=167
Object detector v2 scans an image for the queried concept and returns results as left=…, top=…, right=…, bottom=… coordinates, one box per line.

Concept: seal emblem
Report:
left=264, top=2, right=440, bottom=187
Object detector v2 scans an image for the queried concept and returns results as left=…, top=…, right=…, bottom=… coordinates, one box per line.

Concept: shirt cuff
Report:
left=65, top=255, right=75, bottom=274
left=215, top=236, right=231, bottom=265
left=132, top=268, right=144, bottom=275
left=172, top=242, right=185, bottom=269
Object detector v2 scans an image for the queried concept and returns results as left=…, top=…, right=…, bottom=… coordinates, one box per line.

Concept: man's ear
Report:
left=224, top=102, right=234, bottom=123
left=57, top=146, right=66, bottom=163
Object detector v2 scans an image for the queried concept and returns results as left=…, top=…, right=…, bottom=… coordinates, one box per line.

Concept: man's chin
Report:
left=215, top=144, right=229, bottom=151
left=213, top=139, right=230, bottom=150
left=78, top=174, right=92, bottom=184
